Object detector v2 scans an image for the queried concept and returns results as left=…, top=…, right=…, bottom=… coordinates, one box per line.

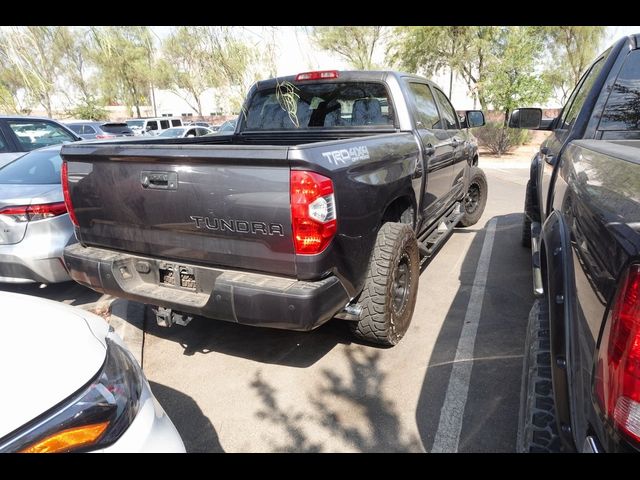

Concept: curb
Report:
left=80, top=296, right=146, bottom=367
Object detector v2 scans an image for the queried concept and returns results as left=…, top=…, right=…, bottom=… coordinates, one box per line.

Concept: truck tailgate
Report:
left=61, top=144, right=296, bottom=276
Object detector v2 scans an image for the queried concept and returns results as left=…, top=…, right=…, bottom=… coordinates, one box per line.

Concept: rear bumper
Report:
left=64, top=244, right=351, bottom=331
left=0, top=221, right=74, bottom=284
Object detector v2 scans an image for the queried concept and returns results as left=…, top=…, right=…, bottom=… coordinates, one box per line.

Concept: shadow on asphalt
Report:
left=149, top=381, right=224, bottom=452
left=144, top=308, right=355, bottom=368
left=415, top=212, right=533, bottom=452
left=249, top=346, right=422, bottom=452
left=0, top=280, right=102, bottom=306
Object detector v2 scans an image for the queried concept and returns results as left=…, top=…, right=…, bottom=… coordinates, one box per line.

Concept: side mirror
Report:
left=465, top=110, right=485, bottom=128
left=509, top=108, right=542, bottom=129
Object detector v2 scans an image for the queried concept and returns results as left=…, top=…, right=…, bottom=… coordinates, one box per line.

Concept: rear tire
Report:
left=458, top=166, right=488, bottom=227
left=517, top=299, right=563, bottom=453
left=350, top=222, right=419, bottom=347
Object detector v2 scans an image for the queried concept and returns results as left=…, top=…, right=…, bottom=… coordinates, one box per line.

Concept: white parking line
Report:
left=431, top=217, right=497, bottom=452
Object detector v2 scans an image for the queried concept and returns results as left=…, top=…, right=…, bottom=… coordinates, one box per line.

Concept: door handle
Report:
left=424, top=144, right=435, bottom=156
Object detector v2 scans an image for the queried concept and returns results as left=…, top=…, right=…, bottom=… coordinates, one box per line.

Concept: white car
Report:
left=0, top=292, right=185, bottom=453
left=157, top=126, right=214, bottom=138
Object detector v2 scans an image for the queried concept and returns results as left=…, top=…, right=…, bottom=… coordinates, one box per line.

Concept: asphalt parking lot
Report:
left=1, top=164, right=534, bottom=452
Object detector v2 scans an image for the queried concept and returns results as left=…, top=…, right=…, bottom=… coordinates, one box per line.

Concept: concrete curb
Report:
left=79, top=296, right=146, bottom=367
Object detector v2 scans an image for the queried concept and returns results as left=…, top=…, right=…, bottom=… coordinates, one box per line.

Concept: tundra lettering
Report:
left=190, top=215, right=284, bottom=236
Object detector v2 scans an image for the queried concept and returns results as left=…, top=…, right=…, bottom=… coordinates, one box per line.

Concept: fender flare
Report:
left=540, top=209, right=578, bottom=451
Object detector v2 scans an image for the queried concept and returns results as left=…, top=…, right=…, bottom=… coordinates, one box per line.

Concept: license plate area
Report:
left=158, top=262, right=196, bottom=290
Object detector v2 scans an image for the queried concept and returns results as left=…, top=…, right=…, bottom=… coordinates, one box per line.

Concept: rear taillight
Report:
left=595, top=263, right=640, bottom=444
left=0, top=202, right=67, bottom=222
left=61, top=162, right=79, bottom=227
left=95, top=134, right=116, bottom=139
left=290, top=170, right=337, bottom=255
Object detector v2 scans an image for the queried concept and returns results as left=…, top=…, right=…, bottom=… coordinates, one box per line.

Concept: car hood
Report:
left=0, top=292, right=109, bottom=439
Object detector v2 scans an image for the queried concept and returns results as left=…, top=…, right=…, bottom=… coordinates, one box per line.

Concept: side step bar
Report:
left=417, top=202, right=465, bottom=267
left=530, top=221, right=544, bottom=297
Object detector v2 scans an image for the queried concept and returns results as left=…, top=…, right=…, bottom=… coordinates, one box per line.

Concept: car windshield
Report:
left=158, top=128, right=184, bottom=137
left=244, top=82, right=395, bottom=130
left=0, top=148, right=62, bottom=185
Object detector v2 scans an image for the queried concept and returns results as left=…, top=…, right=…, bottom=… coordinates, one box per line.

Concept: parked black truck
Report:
left=61, top=70, right=487, bottom=346
left=514, top=35, right=640, bottom=452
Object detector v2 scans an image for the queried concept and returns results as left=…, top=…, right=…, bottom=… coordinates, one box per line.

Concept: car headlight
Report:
left=0, top=332, right=142, bottom=453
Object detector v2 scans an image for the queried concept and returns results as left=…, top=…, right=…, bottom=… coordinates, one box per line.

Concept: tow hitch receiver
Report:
left=153, top=306, right=194, bottom=327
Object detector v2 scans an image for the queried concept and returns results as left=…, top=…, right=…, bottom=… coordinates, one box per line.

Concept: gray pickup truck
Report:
left=513, top=34, right=640, bottom=452
left=61, top=70, right=487, bottom=346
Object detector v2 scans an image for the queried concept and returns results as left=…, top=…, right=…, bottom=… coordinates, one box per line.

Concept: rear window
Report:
left=0, top=149, right=62, bottom=184
left=244, top=81, right=395, bottom=130
left=68, top=124, right=83, bottom=134
left=8, top=121, right=76, bottom=151
left=160, top=120, right=170, bottom=129
left=171, top=119, right=182, bottom=127
left=599, top=49, right=640, bottom=132
left=100, top=123, right=133, bottom=134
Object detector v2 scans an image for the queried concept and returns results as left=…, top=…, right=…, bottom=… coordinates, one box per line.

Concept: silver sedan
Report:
left=0, top=145, right=75, bottom=284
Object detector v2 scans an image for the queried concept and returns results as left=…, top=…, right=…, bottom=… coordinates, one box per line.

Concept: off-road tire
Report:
left=350, top=222, right=419, bottom=346
left=458, top=166, right=488, bottom=227
left=517, top=299, right=563, bottom=453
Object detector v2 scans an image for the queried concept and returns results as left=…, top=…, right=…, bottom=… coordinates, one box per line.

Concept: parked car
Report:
left=0, top=291, right=185, bottom=453
left=192, top=121, right=212, bottom=128
left=61, top=70, right=487, bottom=347
left=157, top=126, right=213, bottom=138
left=0, top=116, right=80, bottom=169
left=213, top=118, right=237, bottom=135
left=66, top=121, right=134, bottom=140
left=125, top=117, right=183, bottom=137
left=0, top=145, right=75, bottom=284
left=515, top=33, right=640, bottom=453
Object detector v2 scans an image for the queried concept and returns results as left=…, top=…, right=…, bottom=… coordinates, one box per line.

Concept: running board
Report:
left=530, top=221, right=544, bottom=297
left=417, top=202, right=465, bottom=266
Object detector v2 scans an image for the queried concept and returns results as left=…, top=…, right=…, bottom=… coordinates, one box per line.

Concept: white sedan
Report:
left=157, top=126, right=213, bottom=138
left=0, top=292, right=185, bottom=453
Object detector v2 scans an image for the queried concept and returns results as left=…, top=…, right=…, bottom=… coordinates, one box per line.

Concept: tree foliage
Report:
left=538, top=26, right=606, bottom=103
left=311, top=27, right=387, bottom=70
left=388, top=26, right=501, bottom=108
left=88, top=26, right=154, bottom=118
left=156, top=26, right=258, bottom=117
left=482, top=27, right=552, bottom=125
left=0, top=26, right=70, bottom=116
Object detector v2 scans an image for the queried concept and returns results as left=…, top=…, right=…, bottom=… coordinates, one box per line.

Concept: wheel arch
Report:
left=540, top=210, right=578, bottom=451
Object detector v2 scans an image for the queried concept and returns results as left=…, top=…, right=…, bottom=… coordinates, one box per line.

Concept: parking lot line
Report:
left=431, top=217, right=497, bottom=453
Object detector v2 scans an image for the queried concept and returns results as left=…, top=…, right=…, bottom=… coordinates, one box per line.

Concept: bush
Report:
left=474, top=121, right=532, bottom=156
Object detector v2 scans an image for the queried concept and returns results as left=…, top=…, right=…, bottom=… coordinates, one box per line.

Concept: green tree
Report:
left=538, top=26, right=606, bottom=103
left=67, top=96, right=109, bottom=121
left=482, top=27, right=551, bottom=126
left=0, top=26, right=70, bottom=117
left=311, top=27, right=387, bottom=70
left=89, top=26, right=154, bottom=118
left=388, top=26, right=501, bottom=108
left=58, top=27, right=98, bottom=106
